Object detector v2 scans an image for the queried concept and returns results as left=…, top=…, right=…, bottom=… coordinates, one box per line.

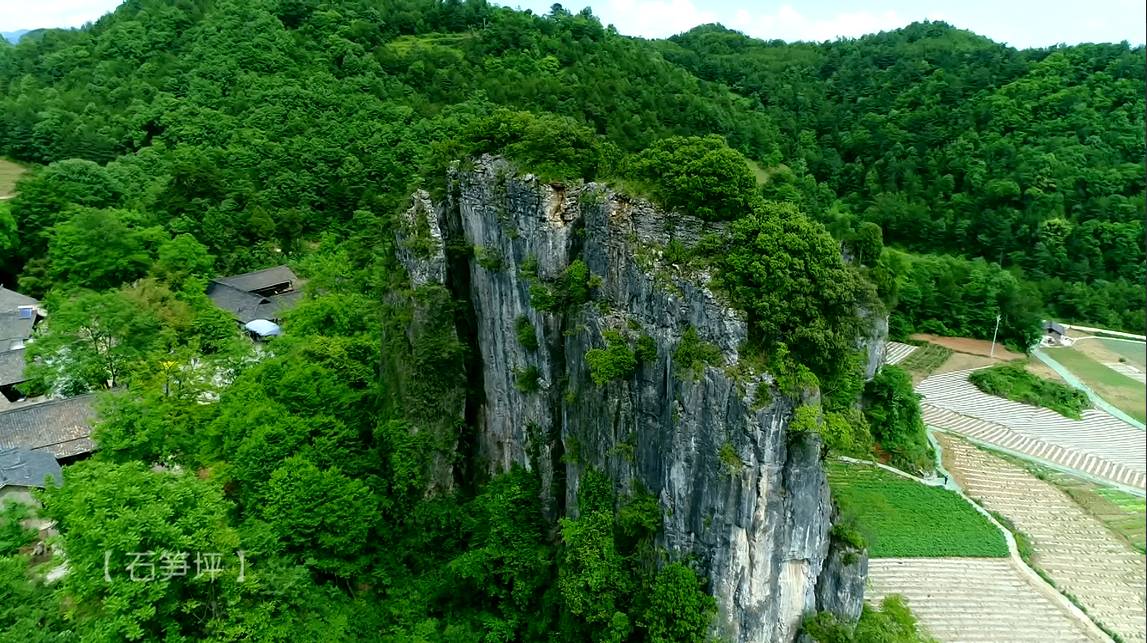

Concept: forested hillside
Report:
left=660, top=23, right=1146, bottom=333
left=0, top=1, right=1142, bottom=641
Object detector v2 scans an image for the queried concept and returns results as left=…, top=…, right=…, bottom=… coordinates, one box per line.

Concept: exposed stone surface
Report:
left=395, top=189, right=448, bottom=287
left=403, top=156, right=883, bottom=642
left=815, top=537, right=869, bottom=622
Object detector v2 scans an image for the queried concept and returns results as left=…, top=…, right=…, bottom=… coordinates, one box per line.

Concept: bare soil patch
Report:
left=909, top=333, right=1024, bottom=360
left=0, top=158, right=25, bottom=197
left=934, top=351, right=995, bottom=374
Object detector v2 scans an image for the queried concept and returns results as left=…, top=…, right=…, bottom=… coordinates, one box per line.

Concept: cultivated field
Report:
left=938, top=434, right=1147, bottom=642
left=0, top=158, right=25, bottom=197
left=827, top=462, right=1008, bottom=558
left=867, top=558, right=1106, bottom=642
left=1034, top=467, right=1146, bottom=554
left=909, top=333, right=1023, bottom=360
left=1094, top=337, right=1147, bottom=369
left=883, top=340, right=917, bottom=366
left=897, top=342, right=953, bottom=379
left=1045, top=346, right=1146, bottom=424
left=919, top=369, right=1146, bottom=489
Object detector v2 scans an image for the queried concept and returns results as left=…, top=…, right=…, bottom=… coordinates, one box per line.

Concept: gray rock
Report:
left=815, top=537, right=869, bottom=623
left=404, top=155, right=884, bottom=642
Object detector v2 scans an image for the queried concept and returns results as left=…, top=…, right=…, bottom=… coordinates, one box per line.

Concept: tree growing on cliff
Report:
left=628, top=135, right=762, bottom=221
left=863, top=365, right=934, bottom=474
left=714, top=202, right=877, bottom=381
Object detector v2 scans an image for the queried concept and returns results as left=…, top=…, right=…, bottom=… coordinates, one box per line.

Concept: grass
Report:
left=898, top=342, right=953, bottom=376
left=1044, top=347, right=1146, bottom=424
left=745, top=159, right=771, bottom=186
left=968, top=362, right=1089, bottom=419
left=827, top=462, right=1009, bottom=558
left=0, top=158, right=26, bottom=197
left=1096, top=338, right=1146, bottom=369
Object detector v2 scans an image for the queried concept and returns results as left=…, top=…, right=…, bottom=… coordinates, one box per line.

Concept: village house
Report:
left=205, top=266, right=305, bottom=339
left=0, top=394, right=97, bottom=463
left=0, top=286, right=46, bottom=405
left=0, top=447, right=63, bottom=506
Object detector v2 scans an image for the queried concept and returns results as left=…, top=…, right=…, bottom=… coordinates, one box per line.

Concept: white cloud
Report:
left=726, top=4, right=906, bottom=42
left=589, top=0, right=908, bottom=42
left=590, top=0, right=719, bottom=38
left=1, top=0, right=123, bottom=31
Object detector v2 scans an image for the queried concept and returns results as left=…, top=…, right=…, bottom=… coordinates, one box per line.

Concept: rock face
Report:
left=401, top=156, right=880, bottom=641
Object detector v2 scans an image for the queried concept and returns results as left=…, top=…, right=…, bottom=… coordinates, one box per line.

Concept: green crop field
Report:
left=0, top=158, right=24, bottom=197
left=899, top=342, right=953, bottom=376
left=827, top=462, right=1009, bottom=558
left=1044, top=347, right=1146, bottom=424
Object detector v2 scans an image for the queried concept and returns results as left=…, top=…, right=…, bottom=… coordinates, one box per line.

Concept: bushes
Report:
left=969, top=362, right=1089, bottom=419
left=803, top=595, right=936, bottom=643
left=673, top=326, right=721, bottom=380
left=789, top=405, right=873, bottom=458
left=515, top=315, right=539, bottom=351
left=863, top=366, right=934, bottom=474
left=474, top=245, right=504, bottom=271
left=464, top=108, right=619, bottom=182
left=514, top=365, right=541, bottom=393
left=586, top=331, right=637, bottom=386
left=527, top=259, right=596, bottom=312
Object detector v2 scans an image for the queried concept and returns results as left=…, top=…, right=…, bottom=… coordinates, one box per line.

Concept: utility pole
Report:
left=990, top=313, right=1002, bottom=359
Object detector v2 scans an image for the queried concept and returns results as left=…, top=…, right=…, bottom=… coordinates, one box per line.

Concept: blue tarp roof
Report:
left=243, top=319, right=282, bottom=337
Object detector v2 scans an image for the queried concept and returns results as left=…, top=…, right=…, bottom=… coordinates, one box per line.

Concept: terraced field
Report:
left=989, top=452, right=1147, bottom=553
left=867, top=558, right=1105, bottom=642
left=919, top=369, right=1146, bottom=490
left=938, top=434, right=1146, bottom=642
left=884, top=341, right=917, bottom=365
left=924, top=405, right=1146, bottom=490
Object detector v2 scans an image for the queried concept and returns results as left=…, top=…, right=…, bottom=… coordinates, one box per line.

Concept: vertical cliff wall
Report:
left=396, top=156, right=883, bottom=641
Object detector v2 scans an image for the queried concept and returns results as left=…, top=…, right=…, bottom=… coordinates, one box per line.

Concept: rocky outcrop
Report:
left=815, top=537, right=869, bottom=622
left=400, top=156, right=886, bottom=641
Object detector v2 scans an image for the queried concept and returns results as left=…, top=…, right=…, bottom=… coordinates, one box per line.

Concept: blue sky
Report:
left=3, top=0, right=1145, bottom=48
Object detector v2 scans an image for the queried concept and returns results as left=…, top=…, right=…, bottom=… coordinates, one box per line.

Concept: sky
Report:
left=1, top=0, right=1145, bottom=49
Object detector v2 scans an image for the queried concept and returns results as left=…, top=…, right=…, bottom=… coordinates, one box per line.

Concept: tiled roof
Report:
left=206, top=282, right=270, bottom=323
left=0, top=311, right=34, bottom=343
left=0, top=394, right=96, bottom=458
left=0, top=447, right=62, bottom=489
left=213, top=266, right=298, bottom=294
left=0, top=348, right=26, bottom=386
left=206, top=269, right=306, bottom=324
left=0, top=287, right=37, bottom=312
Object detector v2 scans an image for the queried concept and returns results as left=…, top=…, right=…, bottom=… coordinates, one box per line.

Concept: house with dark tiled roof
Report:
left=0, top=286, right=44, bottom=403
left=0, top=394, right=96, bottom=460
left=206, top=266, right=305, bottom=334
left=0, top=447, right=62, bottom=505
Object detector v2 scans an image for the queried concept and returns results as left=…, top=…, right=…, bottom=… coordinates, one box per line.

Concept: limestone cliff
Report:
left=396, top=156, right=884, bottom=642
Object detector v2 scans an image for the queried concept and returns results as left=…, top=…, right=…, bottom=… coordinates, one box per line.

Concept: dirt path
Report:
left=937, top=434, right=1147, bottom=642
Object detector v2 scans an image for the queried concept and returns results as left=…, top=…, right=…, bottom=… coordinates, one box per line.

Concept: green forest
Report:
left=0, top=0, right=1142, bottom=641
